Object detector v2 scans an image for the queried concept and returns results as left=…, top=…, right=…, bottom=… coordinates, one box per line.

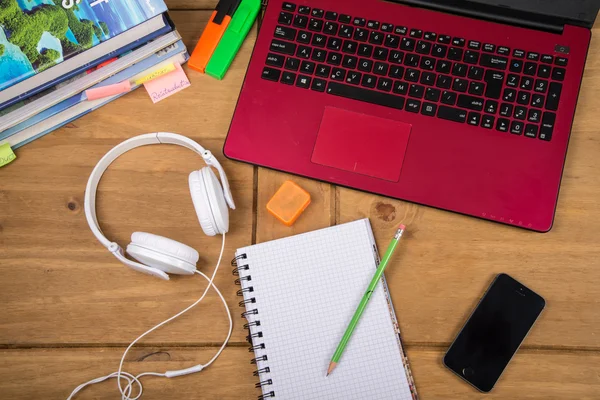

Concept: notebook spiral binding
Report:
left=233, top=255, right=275, bottom=399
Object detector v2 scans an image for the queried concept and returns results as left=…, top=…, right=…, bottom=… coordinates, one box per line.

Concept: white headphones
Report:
left=84, top=132, right=235, bottom=280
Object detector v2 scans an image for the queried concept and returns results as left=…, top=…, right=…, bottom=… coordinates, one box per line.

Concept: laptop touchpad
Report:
left=311, top=107, right=411, bottom=182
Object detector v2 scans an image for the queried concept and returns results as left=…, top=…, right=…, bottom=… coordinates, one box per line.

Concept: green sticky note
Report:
left=0, top=143, right=16, bottom=167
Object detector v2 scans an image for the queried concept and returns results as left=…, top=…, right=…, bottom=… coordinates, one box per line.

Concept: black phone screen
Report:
left=444, top=273, right=545, bottom=392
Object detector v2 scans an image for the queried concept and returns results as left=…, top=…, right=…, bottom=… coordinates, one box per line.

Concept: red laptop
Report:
left=224, top=0, right=598, bottom=232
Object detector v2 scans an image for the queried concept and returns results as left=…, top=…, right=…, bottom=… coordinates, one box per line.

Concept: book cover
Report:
left=0, top=0, right=168, bottom=91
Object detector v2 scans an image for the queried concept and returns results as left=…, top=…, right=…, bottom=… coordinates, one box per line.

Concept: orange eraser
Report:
left=266, top=180, right=311, bottom=226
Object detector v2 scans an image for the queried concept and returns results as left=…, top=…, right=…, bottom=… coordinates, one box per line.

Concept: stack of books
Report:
left=0, top=0, right=189, bottom=149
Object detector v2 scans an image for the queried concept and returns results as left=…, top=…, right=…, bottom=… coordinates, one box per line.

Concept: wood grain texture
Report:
left=0, top=6, right=600, bottom=400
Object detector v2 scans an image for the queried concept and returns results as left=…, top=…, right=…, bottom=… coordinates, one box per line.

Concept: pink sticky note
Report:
left=144, top=63, right=190, bottom=103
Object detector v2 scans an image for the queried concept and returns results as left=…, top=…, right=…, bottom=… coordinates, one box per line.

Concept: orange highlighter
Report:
left=189, top=0, right=242, bottom=73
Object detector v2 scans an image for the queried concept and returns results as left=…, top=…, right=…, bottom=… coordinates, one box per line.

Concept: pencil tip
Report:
left=327, top=362, right=337, bottom=376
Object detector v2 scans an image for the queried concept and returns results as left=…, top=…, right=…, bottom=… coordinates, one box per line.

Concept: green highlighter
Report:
left=205, top=0, right=261, bottom=80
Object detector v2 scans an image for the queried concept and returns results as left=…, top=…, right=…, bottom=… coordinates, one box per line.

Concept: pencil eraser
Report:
left=266, top=180, right=311, bottom=226
left=399, top=224, right=406, bottom=230
left=85, top=81, right=132, bottom=100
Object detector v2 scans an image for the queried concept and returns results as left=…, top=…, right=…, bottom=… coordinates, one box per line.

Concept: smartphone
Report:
left=443, top=273, right=545, bottom=392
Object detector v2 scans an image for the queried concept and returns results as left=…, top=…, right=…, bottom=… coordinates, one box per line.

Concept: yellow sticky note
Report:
left=133, top=63, right=176, bottom=85
left=0, top=143, right=16, bottom=167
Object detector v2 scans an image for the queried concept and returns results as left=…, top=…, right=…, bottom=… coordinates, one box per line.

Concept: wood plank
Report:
left=166, top=0, right=218, bottom=10
left=1, top=347, right=598, bottom=399
left=0, top=11, right=257, bottom=345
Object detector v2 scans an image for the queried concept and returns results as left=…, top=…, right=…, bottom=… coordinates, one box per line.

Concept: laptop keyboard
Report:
left=261, top=2, right=569, bottom=141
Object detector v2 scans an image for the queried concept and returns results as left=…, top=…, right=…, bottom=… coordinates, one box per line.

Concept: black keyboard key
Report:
left=409, top=84, right=425, bottom=98
left=452, top=63, right=467, bottom=77
left=367, top=20, right=380, bottom=29
left=361, top=74, right=377, bottom=88
left=424, top=32, right=437, bottom=41
left=275, top=25, right=297, bottom=41
left=438, top=35, right=451, bottom=44
left=327, top=37, right=342, bottom=51
left=374, top=47, right=389, bottom=60
left=513, top=49, right=525, bottom=58
left=513, top=106, right=527, bottom=120
left=552, top=67, right=566, bottom=81
left=389, top=50, right=404, bottom=64
left=511, top=121, right=524, bottom=135
left=298, top=5, right=310, bottom=14
left=525, top=124, right=538, bottom=138
left=416, top=41, right=432, bottom=54
left=404, top=54, right=420, bottom=67
left=441, top=91, right=457, bottom=105
left=538, top=64, right=551, bottom=78
left=540, top=112, right=556, bottom=141
left=281, top=71, right=296, bottom=85
left=496, top=118, right=509, bottom=132
left=339, top=24, right=354, bottom=38
left=393, top=80, right=408, bottom=95
left=311, top=8, right=324, bottom=18
left=395, top=26, right=408, bottom=35
left=309, top=18, right=323, bottom=32
left=353, top=17, right=366, bottom=26
left=438, top=106, right=467, bottom=122
left=510, top=59, right=523, bottom=73
left=358, top=58, right=373, bottom=72
left=485, top=100, right=498, bottom=114
left=503, top=88, right=516, bottom=102
left=327, top=82, right=405, bottom=109
left=311, top=78, right=327, bottom=91
left=279, top=11, right=293, bottom=25
left=342, top=40, right=358, bottom=54
left=453, top=78, right=468, bottom=92
left=541, top=55, right=553, bottom=64
left=339, top=14, right=351, bottom=23
left=436, top=60, right=452, bottom=73
left=271, top=39, right=296, bottom=55
left=406, top=99, right=421, bottom=113
left=285, top=57, right=300, bottom=70
left=468, top=66, right=484, bottom=80
left=331, top=67, right=346, bottom=81
left=400, top=37, right=416, bottom=51
left=497, top=46, right=510, bottom=55
left=369, top=31, right=384, bottom=45
left=531, top=94, right=545, bottom=108
left=377, top=77, right=393, bottom=92
left=342, top=55, right=358, bottom=69
left=469, top=81, right=485, bottom=96
left=282, top=2, right=296, bottom=11
left=482, top=115, right=495, bottom=129
left=374, top=62, right=390, bottom=76
left=326, top=52, right=342, bottom=65
left=452, top=37, right=465, bottom=47
left=421, top=102, right=438, bottom=116
left=293, top=15, right=308, bottom=28
left=325, top=11, right=338, bottom=21
left=506, top=74, right=519, bottom=87
left=524, top=62, right=537, bottom=76
left=266, top=53, right=285, bottom=68
left=311, top=34, right=327, bottom=47
left=425, top=87, right=441, bottom=102
left=389, top=65, right=404, bottom=79
left=528, top=109, right=541, bottom=123
left=555, top=57, right=568, bottom=66
left=354, top=28, right=369, bottom=42
left=480, top=54, right=508, bottom=70
left=405, top=68, right=420, bottom=82
left=499, top=103, right=513, bottom=117
left=262, top=67, right=281, bottom=82
left=297, top=30, right=312, bottom=44
left=468, top=112, right=481, bottom=126
left=420, top=72, right=436, bottom=86
left=358, top=44, right=373, bottom=57
left=464, top=51, right=479, bottom=64
left=324, top=21, right=339, bottom=35
left=437, top=75, right=452, bottom=89
left=300, top=60, right=316, bottom=74
left=296, top=74, right=311, bottom=88
left=484, top=70, right=505, bottom=99
left=458, top=94, right=484, bottom=111
left=346, top=71, right=362, bottom=84
left=311, top=49, right=327, bottom=62
left=520, top=76, right=534, bottom=90
left=468, top=41, right=481, bottom=50
left=384, top=34, right=401, bottom=49
left=420, top=57, right=435, bottom=71
left=410, top=29, right=423, bottom=38
left=448, top=47, right=463, bottom=61
left=483, top=43, right=495, bottom=53
left=546, top=82, right=562, bottom=110
left=381, top=23, right=394, bottom=32
left=432, top=44, right=448, bottom=58
left=296, top=45, right=311, bottom=59
left=527, top=52, right=540, bottom=61
left=517, top=91, right=530, bottom=105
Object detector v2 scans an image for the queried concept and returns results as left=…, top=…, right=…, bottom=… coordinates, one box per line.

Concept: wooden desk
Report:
left=1, top=2, right=599, bottom=399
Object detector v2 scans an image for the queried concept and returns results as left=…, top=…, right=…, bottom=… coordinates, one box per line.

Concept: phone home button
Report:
left=462, top=367, right=475, bottom=377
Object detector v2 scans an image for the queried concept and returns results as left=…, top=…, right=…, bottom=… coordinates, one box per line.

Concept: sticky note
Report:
left=0, top=143, right=16, bottom=167
left=143, top=63, right=190, bottom=103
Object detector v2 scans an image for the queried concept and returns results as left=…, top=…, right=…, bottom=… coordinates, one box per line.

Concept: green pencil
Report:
left=327, top=224, right=406, bottom=376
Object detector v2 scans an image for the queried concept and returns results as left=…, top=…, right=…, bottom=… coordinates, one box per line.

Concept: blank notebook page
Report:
left=237, top=219, right=415, bottom=400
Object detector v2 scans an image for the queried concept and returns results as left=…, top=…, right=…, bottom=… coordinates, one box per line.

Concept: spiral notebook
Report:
left=233, top=219, right=418, bottom=400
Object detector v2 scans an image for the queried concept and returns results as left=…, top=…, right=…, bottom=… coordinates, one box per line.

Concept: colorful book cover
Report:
left=0, top=0, right=168, bottom=91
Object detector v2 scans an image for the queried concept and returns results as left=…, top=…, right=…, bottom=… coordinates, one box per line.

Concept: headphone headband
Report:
left=83, top=133, right=235, bottom=279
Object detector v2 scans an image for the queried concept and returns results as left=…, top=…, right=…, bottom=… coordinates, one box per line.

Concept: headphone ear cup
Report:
left=189, top=169, right=229, bottom=235
left=126, top=232, right=198, bottom=275
left=202, top=167, right=229, bottom=234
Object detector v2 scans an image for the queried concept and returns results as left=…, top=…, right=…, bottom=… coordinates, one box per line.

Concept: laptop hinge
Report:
left=393, top=1, right=564, bottom=34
